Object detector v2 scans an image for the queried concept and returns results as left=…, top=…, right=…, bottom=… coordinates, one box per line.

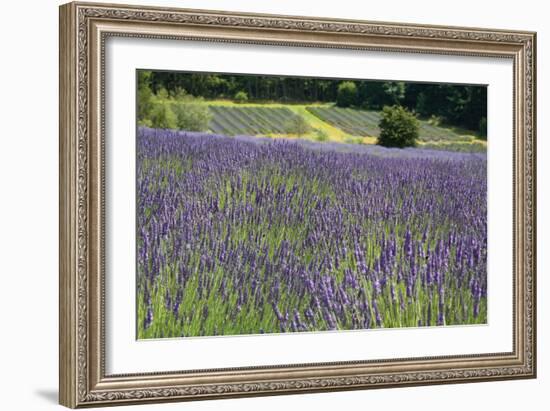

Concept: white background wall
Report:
left=0, top=0, right=546, bottom=409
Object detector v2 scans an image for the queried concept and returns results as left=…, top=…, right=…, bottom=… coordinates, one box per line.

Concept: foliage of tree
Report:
left=142, top=71, right=487, bottom=135
left=336, top=81, right=358, bottom=107
left=378, top=105, right=419, bottom=148
left=170, top=97, right=212, bottom=131
left=404, top=83, right=487, bottom=134
left=360, top=81, right=405, bottom=109
left=479, top=117, right=487, bottom=139
left=137, top=71, right=211, bottom=131
left=149, top=100, right=177, bottom=130
left=234, top=90, right=248, bottom=103
left=137, top=71, right=154, bottom=125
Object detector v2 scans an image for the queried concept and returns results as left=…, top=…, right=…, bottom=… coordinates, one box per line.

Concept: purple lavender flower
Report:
left=136, top=126, right=487, bottom=338
left=144, top=307, right=153, bottom=329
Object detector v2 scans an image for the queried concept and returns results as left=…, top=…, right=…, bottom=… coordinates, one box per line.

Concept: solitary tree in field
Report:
left=378, top=105, right=419, bottom=148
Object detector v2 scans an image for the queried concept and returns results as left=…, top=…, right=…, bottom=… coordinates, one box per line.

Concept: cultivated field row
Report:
left=205, top=105, right=479, bottom=146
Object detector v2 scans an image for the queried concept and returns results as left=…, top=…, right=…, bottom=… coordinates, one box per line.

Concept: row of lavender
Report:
left=137, top=127, right=487, bottom=338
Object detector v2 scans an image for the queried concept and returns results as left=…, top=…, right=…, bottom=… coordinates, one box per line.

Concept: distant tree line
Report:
left=142, top=71, right=487, bottom=136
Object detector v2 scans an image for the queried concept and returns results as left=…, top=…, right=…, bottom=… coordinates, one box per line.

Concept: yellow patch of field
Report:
left=288, top=106, right=350, bottom=143
left=418, top=140, right=487, bottom=147
left=360, top=136, right=378, bottom=144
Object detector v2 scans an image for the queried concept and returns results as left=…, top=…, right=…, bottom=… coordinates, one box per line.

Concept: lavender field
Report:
left=137, top=127, right=487, bottom=339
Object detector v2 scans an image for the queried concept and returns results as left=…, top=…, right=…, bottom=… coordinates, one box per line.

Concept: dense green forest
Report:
left=143, top=71, right=487, bottom=135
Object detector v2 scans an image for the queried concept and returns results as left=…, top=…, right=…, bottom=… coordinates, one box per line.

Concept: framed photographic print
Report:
left=59, top=1, right=537, bottom=408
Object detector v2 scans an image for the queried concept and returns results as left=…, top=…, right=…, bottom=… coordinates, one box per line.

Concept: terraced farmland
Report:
left=208, top=106, right=301, bottom=136
left=204, top=105, right=480, bottom=150
left=307, top=106, right=469, bottom=142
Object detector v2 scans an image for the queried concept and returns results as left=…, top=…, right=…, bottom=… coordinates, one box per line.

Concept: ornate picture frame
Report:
left=59, top=1, right=536, bottom=408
